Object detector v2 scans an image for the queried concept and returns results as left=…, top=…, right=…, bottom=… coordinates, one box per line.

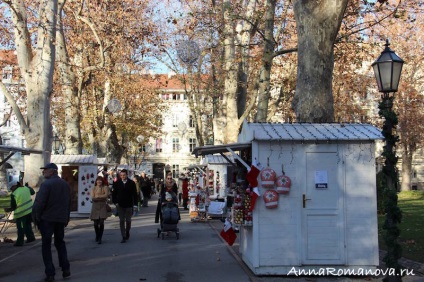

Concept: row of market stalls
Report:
left=191, top=120, right=383, bottom=276
left=0, top=148, right=115, bottom=217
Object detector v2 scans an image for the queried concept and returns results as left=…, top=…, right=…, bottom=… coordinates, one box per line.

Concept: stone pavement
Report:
left=1, top=213, right=423, bottom=281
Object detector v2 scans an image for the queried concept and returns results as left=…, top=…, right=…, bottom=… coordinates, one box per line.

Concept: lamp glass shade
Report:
left=52, top=135, right=61, bottom=152
left=372, top=42, right=404, bottom=93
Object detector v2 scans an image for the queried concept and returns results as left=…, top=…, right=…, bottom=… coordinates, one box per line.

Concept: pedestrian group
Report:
left=8, top=163, right=188, bottom=282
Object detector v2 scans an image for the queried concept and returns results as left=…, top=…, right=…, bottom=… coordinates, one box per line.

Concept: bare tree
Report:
left=1, top=0, right=59, bottom=187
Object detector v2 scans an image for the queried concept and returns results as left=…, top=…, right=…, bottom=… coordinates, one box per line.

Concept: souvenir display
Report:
left=260, top=167, right=276, bottom=188
left=263, top=189, right=279, bottom=209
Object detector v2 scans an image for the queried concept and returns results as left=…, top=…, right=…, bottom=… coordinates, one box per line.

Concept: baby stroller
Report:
left=157, top=201, right=180, bottom=240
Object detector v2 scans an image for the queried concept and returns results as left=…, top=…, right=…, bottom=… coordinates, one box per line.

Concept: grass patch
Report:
left=378, top=190, right=424, bottom=263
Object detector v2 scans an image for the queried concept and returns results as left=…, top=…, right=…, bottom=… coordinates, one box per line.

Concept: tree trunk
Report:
left=223, top=5, right=238, bottom=144
left=255, top=0, right=276, bottom=122
left=9, top=0, right=59, bottom=187
left=400, top=145, right=412, bottom=191
left=56, top=5, right=82, bottom=154
left=292, top=0, right=348, bottom=122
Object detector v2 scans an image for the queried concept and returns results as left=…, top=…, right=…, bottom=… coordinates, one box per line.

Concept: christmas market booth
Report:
left=51, top=154, right=105, bottom=217
left=199, top=154, right=235, bottom=218
left=192, top=121, right=383, bottom=275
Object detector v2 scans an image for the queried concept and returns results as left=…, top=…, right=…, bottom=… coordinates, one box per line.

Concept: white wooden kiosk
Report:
left=51, top=155, right=99, bottom=217
left=200, top=155, right=234, bottom=217
left=193, top=121, right=383, bottom=275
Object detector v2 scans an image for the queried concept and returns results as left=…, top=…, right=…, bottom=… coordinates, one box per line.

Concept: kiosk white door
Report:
left=78, top=166, right=98, bottom=213
left=302, top=152, right=345, bottom=265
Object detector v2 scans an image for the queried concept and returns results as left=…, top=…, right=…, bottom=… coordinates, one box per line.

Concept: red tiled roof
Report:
left=139, top=74, right=208, bottom=90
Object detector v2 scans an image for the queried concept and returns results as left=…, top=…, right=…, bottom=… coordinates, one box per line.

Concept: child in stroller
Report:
left=157, top=192, right=180, bottom=239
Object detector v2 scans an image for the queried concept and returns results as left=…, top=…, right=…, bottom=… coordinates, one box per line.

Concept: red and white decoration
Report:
left=263, top=189, right=279, bottom=209
left=260, top=167, right=277, bottom=188
left=275, top=174, right=291, bottom=194
left=220, top=219, right=237, bottom=246
left=249, top=187, right=260, bottom=211
left=246, top=159, right=263, bottom=188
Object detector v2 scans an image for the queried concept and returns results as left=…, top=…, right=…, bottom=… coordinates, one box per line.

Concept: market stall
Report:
left=51, top=154, right=101, bottom=217
left=193, top=121, right=383, bottom=275
left=199, top=154, right=234, bottom=218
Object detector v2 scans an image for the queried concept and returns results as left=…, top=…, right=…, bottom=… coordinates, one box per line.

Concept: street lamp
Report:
left=372, top=39, right=404, bottom=276
left=52, top=134, right=61, bottom=154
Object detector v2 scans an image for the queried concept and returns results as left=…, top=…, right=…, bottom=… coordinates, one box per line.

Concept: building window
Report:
left=172, top=93, right=179, bottom=100
left=2, top=66, right=12, bottom=80
left=140, top=144, right=146, bottom=152
left=156, top=138, right=163, bottom=153
left=189, top=115, right=195, bottom=128
left=172, top=138, right=180, bottom=152
left=172, top=164, right=180, bottom=178
left=172, top=115, right=178, bottom=128
left=189, top=138, right=196, bottom=152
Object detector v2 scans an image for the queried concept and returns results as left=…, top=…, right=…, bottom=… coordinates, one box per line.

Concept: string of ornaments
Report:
left=245, top=158, right=292, bottom=214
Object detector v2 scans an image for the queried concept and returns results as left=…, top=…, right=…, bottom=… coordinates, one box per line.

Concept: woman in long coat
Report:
left=90, top=176, right=109, bottom=244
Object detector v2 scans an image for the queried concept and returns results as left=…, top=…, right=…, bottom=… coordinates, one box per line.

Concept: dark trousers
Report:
left=183, top=198, right=189, bottom=209
left=93, top=219, right=105, bottom=241
left=118, top=206, right=133, bottom=238
left=39, top=220, right=70, bottom=277
left=15, top=213, right=35, bottom=245
left=142, top=196, right=149, bottom=207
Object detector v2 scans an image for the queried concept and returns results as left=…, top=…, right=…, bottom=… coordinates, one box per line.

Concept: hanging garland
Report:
left=378, top=97, right=402, bottom=272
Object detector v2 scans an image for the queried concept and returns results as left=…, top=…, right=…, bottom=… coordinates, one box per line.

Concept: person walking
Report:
left=112, top=169, right=138, bottom=243
left=90, top=176, right=109, bottom=244
left=140, top=172, right=151, bottom=207
left=181, top=175, right=189, bottom=210
left=133, top=175, right=142, bottom=215
left=32, top=163, right=71, bottom=282
left=10, top=182, right=36, bottom=246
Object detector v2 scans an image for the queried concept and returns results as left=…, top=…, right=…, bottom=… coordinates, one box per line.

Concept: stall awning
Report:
left=192, top=142, right=251, bottom=157
left=186, top=164, right=206, bottom=170
left=96, top=157, right=118, bottom=167
left=192, top=142, right=252, bottom=170
left=201, top=154, right=235, bottom=165
left=0, top=145, right=44, bottom=166
left=0, top=145, right=44, bottom=155
left=51, top=154, right=97, bottom=165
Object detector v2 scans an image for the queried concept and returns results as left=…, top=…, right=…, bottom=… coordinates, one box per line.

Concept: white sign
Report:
left=315, top=170, right=328, bottom=189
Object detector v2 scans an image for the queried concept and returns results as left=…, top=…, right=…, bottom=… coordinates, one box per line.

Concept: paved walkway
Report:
left=1, top=208, right=423, bottom=281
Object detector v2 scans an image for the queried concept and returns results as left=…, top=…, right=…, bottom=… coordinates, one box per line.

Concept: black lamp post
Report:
left=372, top=39, right=404, bottom=278
left=52, top=134, right=61, bottom=154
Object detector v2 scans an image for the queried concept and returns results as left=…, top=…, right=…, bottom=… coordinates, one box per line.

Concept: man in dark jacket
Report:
left=32, top=163, right=71, bottom=282
left=112, top=169, right=138, bottom=243
left=140, top=172, right=151, bottom=207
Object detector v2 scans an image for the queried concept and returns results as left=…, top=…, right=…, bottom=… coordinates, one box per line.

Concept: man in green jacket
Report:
left=10, top=182, right=36, bottom=246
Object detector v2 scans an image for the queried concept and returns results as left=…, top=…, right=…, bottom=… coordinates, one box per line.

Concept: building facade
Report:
left=136, top=76, right=200, bottom=179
